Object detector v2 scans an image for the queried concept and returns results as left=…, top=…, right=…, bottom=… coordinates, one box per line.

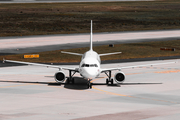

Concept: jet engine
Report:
left=114, top=71, right=125, bottom=83
left=54, top=71, right=66, bottom=83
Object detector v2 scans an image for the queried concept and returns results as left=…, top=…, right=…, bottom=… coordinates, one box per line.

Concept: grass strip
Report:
left=0, top=0, right=180, bottom=37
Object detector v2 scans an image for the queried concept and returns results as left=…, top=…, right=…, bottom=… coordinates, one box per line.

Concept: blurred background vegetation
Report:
left=0, top=0, right=179, bottom=37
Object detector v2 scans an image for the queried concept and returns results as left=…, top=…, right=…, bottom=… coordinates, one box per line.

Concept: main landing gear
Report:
left=105, top=71, right=114, bottom=85
left=66, top=70, right=76, bottom=84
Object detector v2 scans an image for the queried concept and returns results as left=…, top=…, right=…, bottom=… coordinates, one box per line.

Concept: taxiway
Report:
left=1, top=30, right=180, bottom=54
left=0, top=59, right=180, bottom=120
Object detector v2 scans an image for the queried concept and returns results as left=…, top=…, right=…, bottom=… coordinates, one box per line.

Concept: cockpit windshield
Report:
left=81, top=64, right=98, bottom=67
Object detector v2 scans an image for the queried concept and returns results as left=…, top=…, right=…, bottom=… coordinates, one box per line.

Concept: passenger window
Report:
left=90, top=64, right=94, bottom=67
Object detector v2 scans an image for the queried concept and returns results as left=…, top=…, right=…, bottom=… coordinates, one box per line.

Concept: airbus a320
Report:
left=4, top=20, right=176, bottom=89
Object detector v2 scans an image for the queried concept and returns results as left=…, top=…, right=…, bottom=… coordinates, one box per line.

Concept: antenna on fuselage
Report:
left=90, top=20, right=93, bottom=51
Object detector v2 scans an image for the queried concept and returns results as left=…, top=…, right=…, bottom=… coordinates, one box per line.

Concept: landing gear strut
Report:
left=105, top=71, right=114, bottom=85
left=87, top=80, right=92, bottom=89
left=66, top=70, right=76, bottom=84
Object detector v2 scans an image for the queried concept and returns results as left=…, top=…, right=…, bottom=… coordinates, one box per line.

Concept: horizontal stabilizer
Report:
left=61, top=51, right=83, bottom=56
left=99, top=52, right=122, bottom=56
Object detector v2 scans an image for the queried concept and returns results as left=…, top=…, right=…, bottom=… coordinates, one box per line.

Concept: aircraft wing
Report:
left=101, top=61, right=177, bottom=73
left=3, top=59, right=79, bottom=72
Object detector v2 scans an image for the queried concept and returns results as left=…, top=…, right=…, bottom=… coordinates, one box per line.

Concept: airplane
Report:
left=3, top=20, right=177, bottom=89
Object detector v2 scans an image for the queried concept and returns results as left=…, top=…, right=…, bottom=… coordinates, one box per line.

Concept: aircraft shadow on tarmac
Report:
left=0, top=77, right=162, bottom=90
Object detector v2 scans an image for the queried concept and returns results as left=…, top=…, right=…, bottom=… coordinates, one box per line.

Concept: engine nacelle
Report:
left=54, top=71, right=66, bottom=83
left=114, top=71, right=125, bottom=83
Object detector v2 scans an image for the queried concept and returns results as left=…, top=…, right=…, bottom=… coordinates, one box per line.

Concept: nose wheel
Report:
left=87, top=80, right=92, bottom=89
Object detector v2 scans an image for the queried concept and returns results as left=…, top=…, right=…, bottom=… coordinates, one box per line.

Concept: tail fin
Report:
left=90, top=20, right=93, bottom=51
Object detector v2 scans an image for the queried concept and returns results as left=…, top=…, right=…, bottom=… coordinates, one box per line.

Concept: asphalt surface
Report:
left=1, top=29, right=180, bottom=54
left=0, top=59, right=180, bottom=120
left=1, top=29, right=180, bottom=119
left=0, top=0, right=180, bottom=119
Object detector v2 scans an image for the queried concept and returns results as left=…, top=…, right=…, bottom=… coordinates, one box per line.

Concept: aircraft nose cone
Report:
left=88, top=70, right=97, bottom=76
left=85, top=68, right=98, bottom=79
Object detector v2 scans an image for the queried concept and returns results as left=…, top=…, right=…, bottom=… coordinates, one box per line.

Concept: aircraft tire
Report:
left=71, top=78, right=75, bottom=84
left=66, top=78, right=70, bottom=84
left=87, top=83, right=89, bottom=89
left=90, top=83, right=92, bottom=89
left=111, top=79, right=114, bottom=85
left=106, top=79, right=109, bottom=85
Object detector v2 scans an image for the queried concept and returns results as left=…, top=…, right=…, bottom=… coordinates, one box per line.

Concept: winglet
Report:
left=90, top=20, right=93, bottom=51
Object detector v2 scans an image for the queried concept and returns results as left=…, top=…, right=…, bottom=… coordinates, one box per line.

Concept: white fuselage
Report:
left=79, top=50, right=101, bottom=80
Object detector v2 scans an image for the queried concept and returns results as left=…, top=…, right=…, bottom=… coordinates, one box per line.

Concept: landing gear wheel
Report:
left=67, top=70, right=76, bottom=84
left=105, top=71, right=113, bottom=85
left=87, top=82, right=92, bottom=89
left=66, top=77, right=75, bottom=84
left=106, top=78, right=113, bottom=85
left=106, top=78, right=109, bottom=85
left=87, top=83, right=89, bottom=89
left=111, top=79, right=114, bottom=85
left=71, top=78, right=75, bottom=84
left=66, top=78, right=70, bottom=84
left=89, top=83, right=92, bottom=89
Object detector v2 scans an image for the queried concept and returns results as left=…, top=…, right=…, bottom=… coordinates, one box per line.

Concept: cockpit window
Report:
left=85, top=64, right=89, bottom=67
left=81, top=64, right=98, bottom=67
left=89, top=64, right=94, bottom=67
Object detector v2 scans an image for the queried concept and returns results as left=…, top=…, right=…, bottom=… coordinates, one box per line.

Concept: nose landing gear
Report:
left=87, top=83, right=92, bottom=89
left=87, top=79, right=92, bottom=89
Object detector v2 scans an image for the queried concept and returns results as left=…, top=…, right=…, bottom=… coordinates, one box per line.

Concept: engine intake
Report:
left=54, top=71, right=66, bottom=83
left=114, top=72, right=125, bottom=83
